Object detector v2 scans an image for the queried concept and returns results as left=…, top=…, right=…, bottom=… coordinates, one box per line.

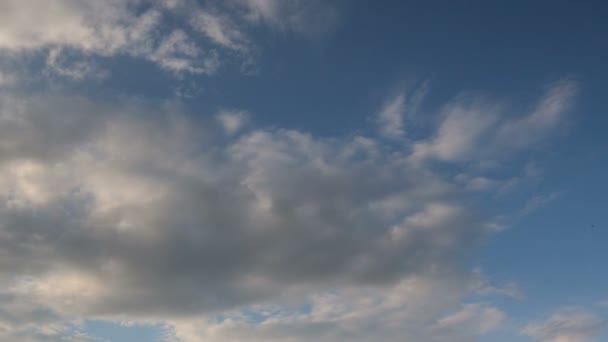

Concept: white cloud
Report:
left=378, top=94, right=405, bottom=139
left=165, top=275, right=504, bottom=342
left=0, top=0, right=219, bottom=76
left=149, top=29, right=220, bottom=75
left=0, top=78, right=575, bottom=341
left=434, top=303, right=506, bottom=335
left=410, top=80, right=577, bottom=163
left=237, top=0, right=339, bottom=36
left=523, top=309, right=607, bottom=342
left=454, top=174, right=499, bottom=192
left=411, top=99, right=500, bottom=162
left=496, top=79, right=578, bottom=149
left=190, top=11, right=250, bottom=52
left=0, top=90, right=492, bottom=341
left=44, top=48, right=106, bottom=81
left=216, top=109, right=250, bottom=135
left=0, top=0, right=340, bottom=80
left=471, top=269, right=525, bottom=300
left=377, top=93, right=407, bottom=139
left=523, top=191, right=563, bottom=214
left=376, top=82, right=429, bottom=140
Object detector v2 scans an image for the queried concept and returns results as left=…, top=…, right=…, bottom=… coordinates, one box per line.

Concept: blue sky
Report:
left=0, top=1, right=607, bottom=341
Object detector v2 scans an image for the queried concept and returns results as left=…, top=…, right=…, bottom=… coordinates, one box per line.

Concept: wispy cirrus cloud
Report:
left=523, top=308, right=608, bottom=342
left=376, top=81, right=429, bottom=140
left=409, top=79, right=577, bottom=163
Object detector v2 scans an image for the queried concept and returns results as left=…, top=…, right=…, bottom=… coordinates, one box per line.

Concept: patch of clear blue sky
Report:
left=81, top=0, right=608, bottom=340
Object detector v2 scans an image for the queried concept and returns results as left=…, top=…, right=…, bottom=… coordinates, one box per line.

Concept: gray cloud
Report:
left=0, top=80, right=575, bottom=340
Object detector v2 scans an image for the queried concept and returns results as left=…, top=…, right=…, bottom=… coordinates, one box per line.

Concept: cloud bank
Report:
left=0, top=78, right=577, bottom=341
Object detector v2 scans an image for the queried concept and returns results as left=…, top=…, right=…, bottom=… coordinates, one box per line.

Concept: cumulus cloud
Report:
left=0, top=91, right=481, bottom=341
left=0, top=78, right=575, bottom=341
left=523, top=309, right=608, bottom=342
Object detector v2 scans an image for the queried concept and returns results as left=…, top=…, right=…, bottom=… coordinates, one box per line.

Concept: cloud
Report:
left=523, top=309, right=607, bottom=342
left=0, top=79, right=573, bottom=341
left=190, top=10, right=250, bottom=53
left=376, top=82, right=429, bottom=140
left=0, top=0, right=338, bottom=80
left=165, top=277, right=504, bottom=342
left=454, top=174, right=500, bottom=192
left=0, top=91, right=483, bottom=341
left=433, top=303, right=506, bottom=336
left=496, top=79, right=578, bottom=149
left=377, top=93, right=407, bottom=139
left=411, top=98, right=501, bottom=162
left=44, top=48, right=107, bottom=81
left=523, top=191, right=564, bottom=214
left=411, top=80, right=577, bottom=163
left=236, top=0, right=340, bottom=37
left=472, top=269, right=525, bottom=300
left=216, top=109, right=250, bottom=135
left=0, top=0, right=219, bottom=75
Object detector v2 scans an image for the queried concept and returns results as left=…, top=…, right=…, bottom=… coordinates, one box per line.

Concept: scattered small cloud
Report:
left=523, top=308, right=608, bottom=342
left=434, top=304, right=506, bottom=336
left=376, top=82, right=429, bottom=140
left=472, top=270, right=525, bottom=300
left=45, top=47, right=107, bottom=81
left=216, top=109, right=250, bottom=135
left=410, top=80, right=578, bottom=163
left=523, top=191, right=564, bottom=214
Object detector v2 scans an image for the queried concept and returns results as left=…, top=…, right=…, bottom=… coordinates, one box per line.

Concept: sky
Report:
left=0, top=0, right=607, bottom=341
